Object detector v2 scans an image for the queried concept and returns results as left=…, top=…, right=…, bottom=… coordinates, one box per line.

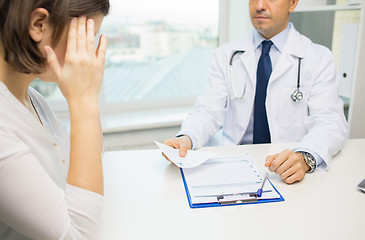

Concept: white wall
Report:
left=348, top=6, right=365, bottom=138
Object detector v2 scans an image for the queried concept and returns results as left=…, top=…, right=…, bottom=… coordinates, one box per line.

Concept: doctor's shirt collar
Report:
left=253, top=22, right=292, bottom=53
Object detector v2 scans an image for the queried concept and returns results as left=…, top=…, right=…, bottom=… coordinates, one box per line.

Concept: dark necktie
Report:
left=253, top=40, right=273, bottom=144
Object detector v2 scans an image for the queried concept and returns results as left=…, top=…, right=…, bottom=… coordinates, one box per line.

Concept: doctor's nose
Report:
left=254, top=0, right=268, bottom=12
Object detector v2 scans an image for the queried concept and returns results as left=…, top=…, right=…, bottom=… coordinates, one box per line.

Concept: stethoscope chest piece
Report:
left=291, top=89, right=303, bottom=102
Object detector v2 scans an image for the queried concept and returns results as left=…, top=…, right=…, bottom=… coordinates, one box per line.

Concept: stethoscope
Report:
left=291, top=57, right=303, bottom=102
left=229, top=50, right=303, bottom=102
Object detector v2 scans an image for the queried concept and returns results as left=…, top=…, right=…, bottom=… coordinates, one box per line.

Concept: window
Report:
left=31, top=0, right=220, bottom=114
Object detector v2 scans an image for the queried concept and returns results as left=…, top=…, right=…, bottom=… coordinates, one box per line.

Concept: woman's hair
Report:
left=0, top=0, right=110, bottom=74
left=69, top=0, right=110, bottom=17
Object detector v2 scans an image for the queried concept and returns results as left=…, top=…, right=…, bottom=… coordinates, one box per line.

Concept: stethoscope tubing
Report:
left=297, top=57, right=302, bottom=89
left=229, top=50, right=303, bottom=101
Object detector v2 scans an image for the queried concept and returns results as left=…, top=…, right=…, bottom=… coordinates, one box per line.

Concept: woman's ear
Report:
left=29, top=8, right=50, bottom=43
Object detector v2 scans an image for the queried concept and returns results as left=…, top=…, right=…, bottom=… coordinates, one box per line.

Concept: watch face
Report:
left=307, top=156, right=315, bottom=166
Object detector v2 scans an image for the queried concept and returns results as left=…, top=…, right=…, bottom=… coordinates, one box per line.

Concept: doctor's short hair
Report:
left=0, top=0, right=109, bottom=75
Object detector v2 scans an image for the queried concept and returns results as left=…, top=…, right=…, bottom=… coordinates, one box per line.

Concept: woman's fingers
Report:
left=87, top=19, right=95, bottom=55
left=76, top=16, right=87, bottom=53
left=68, top=17, right=97, bottom=57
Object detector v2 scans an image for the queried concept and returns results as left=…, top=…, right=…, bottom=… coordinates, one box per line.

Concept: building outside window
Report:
left=31, top=0, right=220, bottom=114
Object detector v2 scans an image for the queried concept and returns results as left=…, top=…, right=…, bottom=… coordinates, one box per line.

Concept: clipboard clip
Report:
left=216, top=174, right=269, bottom=205
left=217, top=194, right=258, bottom=205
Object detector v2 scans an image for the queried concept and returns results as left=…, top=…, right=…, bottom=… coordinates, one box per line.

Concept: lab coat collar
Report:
left=268, top=23, right=305, bottom=84
left=236, top=31, right=256, bottom=85
left=282, top=23, right=305, bottom=59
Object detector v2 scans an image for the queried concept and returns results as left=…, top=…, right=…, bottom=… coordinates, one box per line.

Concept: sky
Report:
left=103, top=0, right=219, bottom=25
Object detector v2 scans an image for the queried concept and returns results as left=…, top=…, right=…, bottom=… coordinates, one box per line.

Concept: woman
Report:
left=0, top=0, right=110, bottom=239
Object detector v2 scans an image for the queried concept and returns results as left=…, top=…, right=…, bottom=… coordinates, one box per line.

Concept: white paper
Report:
left=182, top=155, right=281, bottom=204
left=155, top=141, right=217, bottom=168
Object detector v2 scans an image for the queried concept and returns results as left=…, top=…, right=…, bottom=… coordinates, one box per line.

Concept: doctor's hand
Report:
left=265, top=149, right=310, bottom=184
left=162, top=135, right=192, bottom=161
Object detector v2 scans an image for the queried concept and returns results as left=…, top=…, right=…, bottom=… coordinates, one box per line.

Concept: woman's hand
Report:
left=44, top=16, right=107, bottom=106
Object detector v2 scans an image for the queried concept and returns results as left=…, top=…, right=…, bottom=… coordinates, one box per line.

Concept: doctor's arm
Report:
left=265, top=49, right=348, bottom=183
left=294, top=49, right=348, bottom=169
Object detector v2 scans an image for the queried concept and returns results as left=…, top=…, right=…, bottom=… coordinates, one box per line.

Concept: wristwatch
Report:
left=297, top=151, right=316, bottom=173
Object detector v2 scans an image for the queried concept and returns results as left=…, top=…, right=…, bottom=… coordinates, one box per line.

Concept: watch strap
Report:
left=297, top=151, right=316, bottom=173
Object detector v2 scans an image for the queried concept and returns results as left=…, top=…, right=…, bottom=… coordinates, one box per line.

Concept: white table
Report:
left=101, top=139, right=365, bottom=240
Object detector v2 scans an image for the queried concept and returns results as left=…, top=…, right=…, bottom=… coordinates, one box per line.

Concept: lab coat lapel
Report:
left=238, top=30, right=256, bottom=86
left=269, top=25, right=304, bottom=84
left=269, top=52, right=294, bottom=83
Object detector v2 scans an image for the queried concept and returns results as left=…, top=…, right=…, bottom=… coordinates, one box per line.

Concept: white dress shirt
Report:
left=0, top=82, right=103, bottom=240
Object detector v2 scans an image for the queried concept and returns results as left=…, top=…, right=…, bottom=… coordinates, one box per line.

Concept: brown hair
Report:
left=69, top=0, right=110, bottom=17
left=0, top=0, right=110, bottom=74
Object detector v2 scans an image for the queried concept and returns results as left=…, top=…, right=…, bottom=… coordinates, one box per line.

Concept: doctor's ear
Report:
left=289, top=0, right=299, bottom=13
left=29, top=8, right=50, bottom=43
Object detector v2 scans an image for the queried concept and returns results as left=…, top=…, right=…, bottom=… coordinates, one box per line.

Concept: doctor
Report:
left=164, top=0, right=348, bottom=184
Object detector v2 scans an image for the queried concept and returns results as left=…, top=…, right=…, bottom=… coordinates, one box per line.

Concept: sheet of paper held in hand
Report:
left=183, top=155, right=281, bottom=204
left=155, top=141, right=217, bottom=168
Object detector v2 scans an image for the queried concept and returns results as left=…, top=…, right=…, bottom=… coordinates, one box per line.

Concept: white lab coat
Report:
left=178, top=25, right=348, bottom=167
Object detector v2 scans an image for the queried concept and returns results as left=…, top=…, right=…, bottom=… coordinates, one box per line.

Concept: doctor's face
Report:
left=249, top=0, right=299, bottom=39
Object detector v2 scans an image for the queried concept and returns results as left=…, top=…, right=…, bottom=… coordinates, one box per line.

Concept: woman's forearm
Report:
left=67, top=101, right=104, bottom=195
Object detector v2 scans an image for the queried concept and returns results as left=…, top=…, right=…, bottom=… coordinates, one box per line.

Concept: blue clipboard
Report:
left=180, top=168, right=285, bottom=208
